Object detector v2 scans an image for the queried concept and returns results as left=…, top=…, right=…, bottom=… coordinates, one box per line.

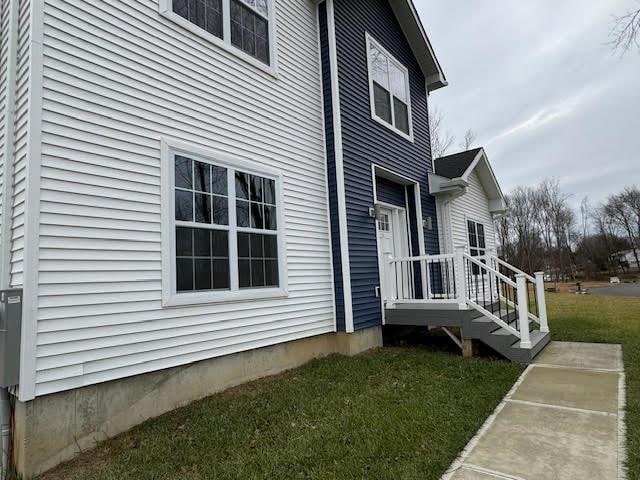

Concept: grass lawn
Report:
left=546, top=292, right=640, bottom=478
left=38, top=350, right=522, bottom=480
left=35, top=292, right=640, bottom=479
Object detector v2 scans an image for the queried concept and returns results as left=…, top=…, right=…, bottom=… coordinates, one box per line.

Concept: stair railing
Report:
left=385, top=250, right=549, bottom=349
left=461, top=251, right=528, bottom=344
left=487, top=256, right=549, bottom=333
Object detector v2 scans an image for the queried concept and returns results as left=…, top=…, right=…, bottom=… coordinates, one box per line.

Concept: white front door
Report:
left=377, top=206, right=411, bottom=302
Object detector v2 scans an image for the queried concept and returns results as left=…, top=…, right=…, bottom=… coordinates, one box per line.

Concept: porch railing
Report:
left=386, top=248, right=549, bottom=348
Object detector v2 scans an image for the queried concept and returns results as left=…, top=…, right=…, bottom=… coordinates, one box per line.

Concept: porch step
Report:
left=466, top=315, right=550, bottom=364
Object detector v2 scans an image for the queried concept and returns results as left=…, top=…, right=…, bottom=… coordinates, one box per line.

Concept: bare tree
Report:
left=428, top=105, right=455, bottom=159
left=459, top=129, right=477, bottom=151
left=610, top=2, right=640, bottom=55
left=603, top=191, right=640, bottom=267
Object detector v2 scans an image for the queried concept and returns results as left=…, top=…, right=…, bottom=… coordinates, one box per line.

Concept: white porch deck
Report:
left=383, top=249, right=551, bottom=363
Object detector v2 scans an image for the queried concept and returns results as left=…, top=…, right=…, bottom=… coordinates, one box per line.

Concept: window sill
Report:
left=371, top=114, right=414, bottom=143
left=158, top=8, right=279, bottom=79
left=163, top=288, right=289, bottom=308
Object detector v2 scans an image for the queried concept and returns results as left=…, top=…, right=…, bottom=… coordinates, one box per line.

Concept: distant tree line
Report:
left=496, top=181, right=640, bottom=282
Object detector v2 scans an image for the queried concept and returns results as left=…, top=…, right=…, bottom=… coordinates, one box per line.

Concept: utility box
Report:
left=0, top=289, right=22, bottom=387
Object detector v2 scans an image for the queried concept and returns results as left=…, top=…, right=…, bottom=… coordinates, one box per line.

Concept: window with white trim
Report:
left=467, top=220, right=486, bottom=274
left=172, top=151, right=281, bottom=298
left=166, top=0, right=273, bottom=66
left=366, top=35, right=412, bottom=138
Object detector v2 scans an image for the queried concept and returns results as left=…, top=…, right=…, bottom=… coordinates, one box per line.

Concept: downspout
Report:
left=0, top=0, right=21, bottom=478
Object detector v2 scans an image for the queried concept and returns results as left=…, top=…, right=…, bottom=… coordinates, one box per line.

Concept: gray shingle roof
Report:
left=433, top=148, right=482, bottom=179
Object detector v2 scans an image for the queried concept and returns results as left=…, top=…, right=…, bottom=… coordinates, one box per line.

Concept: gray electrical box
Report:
left=0, top=289, right=22, bottom=387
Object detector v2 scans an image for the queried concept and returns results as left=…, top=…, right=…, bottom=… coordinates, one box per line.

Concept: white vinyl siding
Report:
left=0, top=1, right=9, bottom=250
left=9, top=0, right=31, bottom=288
left=32, top=0, right=333, bottom=397
left=448, top=170, right=498, bottom=256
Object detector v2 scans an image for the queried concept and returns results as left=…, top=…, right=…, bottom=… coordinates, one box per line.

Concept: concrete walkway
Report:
left=443, top=342, right=626, bottom=480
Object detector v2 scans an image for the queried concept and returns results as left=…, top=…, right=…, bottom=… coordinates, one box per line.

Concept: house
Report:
left=613, top=249, right=640, bottom=270
left=0, top=0, right=549, bottom=477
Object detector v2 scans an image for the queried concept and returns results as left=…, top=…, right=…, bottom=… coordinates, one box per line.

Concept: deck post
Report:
left=454, top=246, right=466, bottom=307
left=462, top=339, right=475, bottom=358
left=534, top=272, right=549, bottom=333
left=516, top=274, right=532, bottom=349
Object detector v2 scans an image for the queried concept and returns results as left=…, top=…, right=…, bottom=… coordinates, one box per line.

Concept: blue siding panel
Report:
left=375, top=176, right=405, bottom=207
left=318, top=2, right=345, bottom=330
left=334, top=0, right=440, bottom=331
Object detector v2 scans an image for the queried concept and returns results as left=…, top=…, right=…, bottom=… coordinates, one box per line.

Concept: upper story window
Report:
left=161, top=0, right=275, bottom=72
left=366, top=34, right=413, bottom=141
left=162, top=139, right=287, bottom=307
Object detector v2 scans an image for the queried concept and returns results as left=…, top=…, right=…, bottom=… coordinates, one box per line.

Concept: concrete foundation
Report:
left=12, top=327, right=382, bottom=478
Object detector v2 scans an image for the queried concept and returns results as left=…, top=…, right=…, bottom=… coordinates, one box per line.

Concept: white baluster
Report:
left=454, top=246, right=466, bottom=307
left=535, top=272, right=549, bottom=333
left=516, top=274, right=532, bottom=348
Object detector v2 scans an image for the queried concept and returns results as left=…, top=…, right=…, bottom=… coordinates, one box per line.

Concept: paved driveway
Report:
left=590, top=283, right=640, bottom=297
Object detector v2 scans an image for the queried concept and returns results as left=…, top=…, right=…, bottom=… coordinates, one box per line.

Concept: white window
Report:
left=366, top=34, right=413, bottom=140
left=162, top=139, right=287, bottom=306
left=160, top=0, right=276, bottom=72
left=467, top=220, right=486, bottom=274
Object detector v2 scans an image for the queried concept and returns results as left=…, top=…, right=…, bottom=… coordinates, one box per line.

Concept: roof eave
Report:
left=389, top=0, right=447, bottom=93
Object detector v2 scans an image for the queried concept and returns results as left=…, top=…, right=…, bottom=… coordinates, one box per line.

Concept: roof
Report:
left=430, top=148, right=507, bottom=214
left=433, top=148, right=483, bottom=179
left=388, top=0, right=447, bottom=92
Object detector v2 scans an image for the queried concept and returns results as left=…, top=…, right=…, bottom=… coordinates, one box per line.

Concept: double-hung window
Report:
left=467, top=220, right=486, bottom=274
left=162, top=0, right=274, bottom=68
left=366, top=34, right=413, bottom=140
left=163, top=140, right=286, bottom=306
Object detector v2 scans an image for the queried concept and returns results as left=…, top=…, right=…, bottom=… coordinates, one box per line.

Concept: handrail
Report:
left=489, top=255, right=535, bottom=283
left=389, top=253, right=455, bottom=263
left=462, top=253, right=516, bottom=287
left=385, top=251, right=549, bottom=341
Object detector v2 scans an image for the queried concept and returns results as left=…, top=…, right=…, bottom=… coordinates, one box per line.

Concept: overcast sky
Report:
left=417, top=0, right=640, bottom=206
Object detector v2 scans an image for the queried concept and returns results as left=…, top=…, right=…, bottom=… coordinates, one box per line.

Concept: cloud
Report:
left=417, top=0, right=640, bottom=204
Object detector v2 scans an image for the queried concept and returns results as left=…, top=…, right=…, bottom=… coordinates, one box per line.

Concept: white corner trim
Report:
left=364, top=32, right=414, bottom=142
left=0, top=0, right=20, bottom=290
left=326, top=0, right=354, bottom=333
left=160, top=137, right=289, bottom=308
left=158, top=0, right=280, bottom=78
left=19, top=0, right=45, bottom=402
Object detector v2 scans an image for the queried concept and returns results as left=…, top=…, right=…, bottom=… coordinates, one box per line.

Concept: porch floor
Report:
left=444, top=342, right=625, bottom=480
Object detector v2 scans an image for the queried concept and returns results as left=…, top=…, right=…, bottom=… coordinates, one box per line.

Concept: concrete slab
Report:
left=534, top=341, right=621, bottom=371
left=464, top=402, right=617, bottom=480
left=511, top=366, right=619, bottom=413
left=450, top=467, right=505, bottom=479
